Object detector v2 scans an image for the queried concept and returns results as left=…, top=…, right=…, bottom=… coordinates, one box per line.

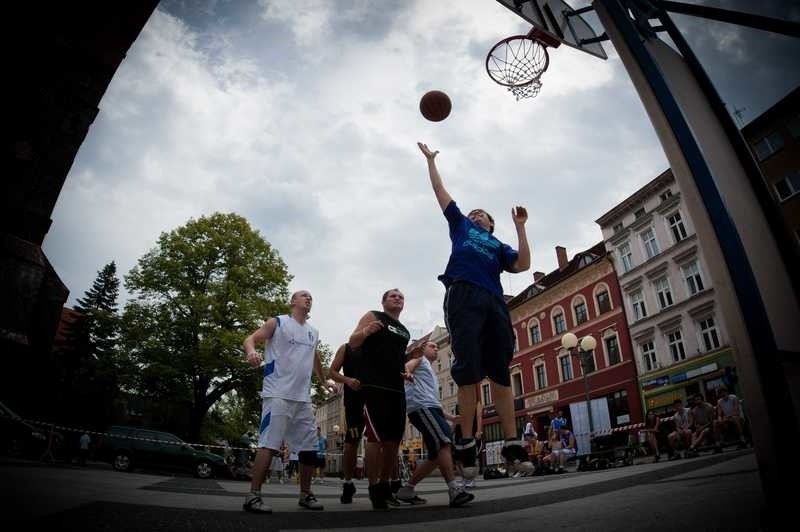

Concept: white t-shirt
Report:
left=261, top=315, right=319, bottom=402
left=405, top=357, right=441, bottom=413
left=524, top=422, right=537, bottom=439
left=718, top=394, right=740, bottom=418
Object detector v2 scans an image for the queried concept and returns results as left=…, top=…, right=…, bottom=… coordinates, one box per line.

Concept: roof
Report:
left=595, top=169, right=674, bottom=226
left=507, top=242, right=607, bottom=309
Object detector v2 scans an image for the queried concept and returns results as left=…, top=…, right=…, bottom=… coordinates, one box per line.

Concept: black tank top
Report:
left=359, top=310, right=410, bottom=393
left=342, top=344, right=363, bottom=399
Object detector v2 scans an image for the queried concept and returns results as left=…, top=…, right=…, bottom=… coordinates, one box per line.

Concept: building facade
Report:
left=741, top=87, right=800, bottom=259
left=313, top=390, right=344, bottom=475
left=596, top=170, right=739, bottom=414
left=500, top=244, right=643, bottom=454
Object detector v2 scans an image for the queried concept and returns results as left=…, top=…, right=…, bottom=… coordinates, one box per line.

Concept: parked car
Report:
left=0, top=400, right=64, bottom=459
left=98, top=426, right=226, bottom=479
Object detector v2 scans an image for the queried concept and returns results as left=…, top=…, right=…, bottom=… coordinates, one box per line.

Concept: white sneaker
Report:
left=448, top=486, right=474, bottom=507
left=464, top=479, right=476, bottom=489
left=243, top=494, right=272, bottom=514
left=512, top=471, right=522, bottom=478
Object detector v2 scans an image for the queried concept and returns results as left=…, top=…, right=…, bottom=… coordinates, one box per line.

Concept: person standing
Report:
left=78, top=432, right=91, bottom=466
left=348, top=288, right=418, bottom=510
left=313, top=427, right=327, bottom=483
left=396, top=341, right=474, bottom=507
left=328, top=343, right=365, bottom=503
left=241, top=290, right=334, bottom=514
left=418, top=142, right=534, bottom=475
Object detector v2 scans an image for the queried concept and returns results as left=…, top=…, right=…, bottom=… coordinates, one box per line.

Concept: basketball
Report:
left=419, top=90, right=452, bottom=122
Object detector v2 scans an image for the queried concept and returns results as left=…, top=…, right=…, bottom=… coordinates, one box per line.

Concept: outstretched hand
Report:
left=512, top=205, right=528, bottom=226
left=417, top=142, right=439, bottom=160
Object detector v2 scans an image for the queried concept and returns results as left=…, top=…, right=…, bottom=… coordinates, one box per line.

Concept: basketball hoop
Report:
left=486, top=28, right=560, bottom=100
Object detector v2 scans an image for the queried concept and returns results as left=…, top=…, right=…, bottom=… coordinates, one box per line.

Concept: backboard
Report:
left=496, top=0, right=608, bottom=60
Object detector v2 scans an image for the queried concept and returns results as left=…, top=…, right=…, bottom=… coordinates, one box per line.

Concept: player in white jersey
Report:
left=242, top=290, right=333, bottom=514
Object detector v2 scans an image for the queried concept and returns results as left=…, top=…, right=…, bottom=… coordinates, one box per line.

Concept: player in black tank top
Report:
left=348, top=289, right=418, bottom=510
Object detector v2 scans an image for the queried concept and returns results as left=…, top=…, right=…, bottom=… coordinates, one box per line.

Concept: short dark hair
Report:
left=673, top=398, right=683, bottom=404
left=468, top=209, right=495, bottom=234
left=382, top=288, right=402, bottom=302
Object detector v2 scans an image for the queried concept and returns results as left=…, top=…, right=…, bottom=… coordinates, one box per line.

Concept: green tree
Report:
left=55, top=261, right=122, bottom=428
left=122, top=213, right=291, bottom=441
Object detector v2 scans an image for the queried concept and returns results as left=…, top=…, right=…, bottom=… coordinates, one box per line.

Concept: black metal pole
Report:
left=657, top=0, right=800, bottom=38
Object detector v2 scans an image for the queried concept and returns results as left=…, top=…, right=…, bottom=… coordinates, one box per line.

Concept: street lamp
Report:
left=561, top=332, right=598, bottom=449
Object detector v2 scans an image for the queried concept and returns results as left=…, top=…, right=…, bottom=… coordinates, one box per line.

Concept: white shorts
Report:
left=270, top=456, right=284, bottom=471
left=553, top=448, right=576, bottom=458
left=258, top=397, right=317, bottom=452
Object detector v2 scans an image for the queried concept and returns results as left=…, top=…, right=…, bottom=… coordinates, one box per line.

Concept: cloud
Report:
left=47, top=0, right=795, bottom=350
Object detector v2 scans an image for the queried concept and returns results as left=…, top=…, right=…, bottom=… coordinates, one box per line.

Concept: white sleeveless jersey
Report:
left=261, top=315, right=319, bottom=402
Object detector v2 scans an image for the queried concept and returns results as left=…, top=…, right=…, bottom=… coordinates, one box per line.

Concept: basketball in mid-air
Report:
left=419, top=90, right=452, bottom=122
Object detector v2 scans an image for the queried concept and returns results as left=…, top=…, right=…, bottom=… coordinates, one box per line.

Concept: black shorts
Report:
left=316, top=456, right=326, bottom=469
left=343, top=389, right=365, bottom=443
left=363, top=389, right=406, bottom=443
left=408, top=407, right=452, bottom=460
left=444, top=281, right=514, bottom=386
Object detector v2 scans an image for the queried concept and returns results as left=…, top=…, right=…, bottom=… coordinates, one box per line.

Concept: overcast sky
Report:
left=43, top=0, right=800, bottom=345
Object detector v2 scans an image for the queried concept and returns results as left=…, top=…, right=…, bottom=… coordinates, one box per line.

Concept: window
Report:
left=613, top=222, right=624, bottom=233
left=682, top=261, right=705, bottom=295
left=553, top=312, right=567, bottom=334
left=753, top=131, right=784, bottom=161
left=654, top=277, right=674, bottom=309
left=631, top=291, right=647, bottom=321
left=640, top=341, right=657, bottom=372
left=448, top=380, right=455, bottom=397
left=580, top=352, right=596, bottom=374
left=634, top=207, right=646, bottom=219
left=574, top=301, right=588, bottom=325
left=774, top=172, right=800, bottom=201
left=667, top=212, right=688, bottom=243
left=559, top=355, right=573, bottom=381
left=619, top=242, right=633, bottom=272
left=641, top=228, right=660, bottom=259
left=439, top=385, right=443, bottom=401
left=699, top=317, right=721, bottom=351
left=437, top=359, right=442, bottom=372
left=659, top=189, right=673, bottom=202
left=511, top=372, right=523, bottom=397
left=530, top=322, right=541, bottom=344
left=667, top=329, right=686, bottom=362
left=513, top=330, right=519, bottom=353
left=482, top=383, right=492, bottom=405
left=596, top=290, right=611, bottom=314
left=484, top=422, right=502, bottom=442
left=607, top=390, right=630, bottom=427
left=606, top=336, right=621, bottom=365
left=535, top=362, right=547, bottom=389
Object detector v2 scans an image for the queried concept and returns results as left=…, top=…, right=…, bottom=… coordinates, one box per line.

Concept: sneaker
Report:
left=556, top=467, right=566, bottom=474
left=501, top=443, right=535, bottom=474
left=299, top=493, right=324, bottom=511
left=396, top=485, right=427, bottom=505
left=243, top=494, right=272, bottom=514
left=455, top=437, right=477, bottom=469
left=464, top=478, right=476, bottom=490
left=448, top=486, right=475, bottom=508
left=390, top=479, right=402, bottom=494
left=340, top=482, right=356, bottom=504
left=654, top=454, right=661, bottom=462
left=511, top=471, right=521, bottom=478
left=368, top=484, right=389, bottom=511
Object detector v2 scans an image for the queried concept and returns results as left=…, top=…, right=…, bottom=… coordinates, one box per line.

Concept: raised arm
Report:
left=404, top=356, right=423, bottom=375
left=243, top=318, right=278, bottom=367
left=418, top=142, right=453, bottom=211
left=348, top=311, right=383, bottom=349
left=509, top=206, right=531, bottom=273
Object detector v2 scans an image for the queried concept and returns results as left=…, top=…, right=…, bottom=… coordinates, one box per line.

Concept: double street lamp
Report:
left=561, top=332, right=598, bottom=450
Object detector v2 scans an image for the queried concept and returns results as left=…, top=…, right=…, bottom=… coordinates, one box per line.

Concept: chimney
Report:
left=533, top=271, right=545, bottom=282
left=556, top=246, right=568, bottom=271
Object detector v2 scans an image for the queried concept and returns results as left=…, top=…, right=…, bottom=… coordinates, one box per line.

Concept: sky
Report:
left=43, top=0, right=800, bottom=345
